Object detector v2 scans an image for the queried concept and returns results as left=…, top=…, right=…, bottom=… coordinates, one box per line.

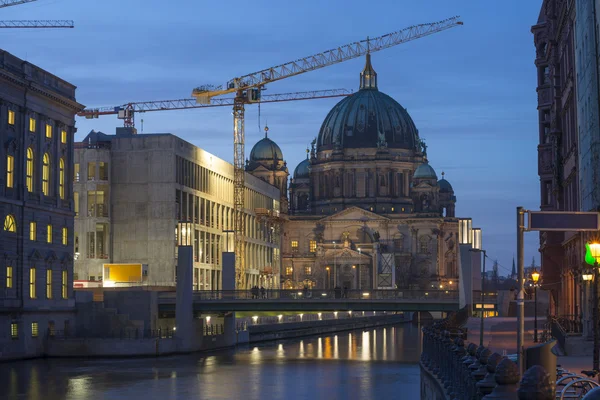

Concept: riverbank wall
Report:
left=248, top=314, right=408, bottom=343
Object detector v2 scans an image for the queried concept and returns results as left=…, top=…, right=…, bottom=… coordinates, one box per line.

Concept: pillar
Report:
left=176, top=246, right=193, bottom=352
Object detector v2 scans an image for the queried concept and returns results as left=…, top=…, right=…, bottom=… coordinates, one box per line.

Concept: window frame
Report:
left=46, top=269, right=52, bottom=299
left=31, top=322, right=39, bottom=338
left=62, top=227, right=68, bottom=246
left=47, top=224, right=52, bottom=243
left=8, top=109, right=15, bottom=125
left=60, top=129, right=67, bottom=144
left=42, top=153, right=50, bottom=196
left=6, top=155, right=14, bottom=188
left=4, top=214, right=16, bottom=233
left=29, top=117, right=36, bottom=132
left=6, top=266, right=13, bottom=288
left=30, top=221, right=36, bottom=241
left=59, top=158, right=65, bottom=199
left=45, top=124, right=52, bottom=139
left=62, top=270, right=68, bottom=299
left=11, top=323, right=18, bottom=339
left=29, top=267, right=36, bottom=299
left=26, top=147, right=34, bottom=192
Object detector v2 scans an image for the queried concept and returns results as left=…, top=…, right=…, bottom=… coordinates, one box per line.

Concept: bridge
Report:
left=157, top=289, right=460, bottom=314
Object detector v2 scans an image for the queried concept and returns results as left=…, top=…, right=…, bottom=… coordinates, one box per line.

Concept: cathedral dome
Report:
left=249, top=127, right=283, bottom=163
left=413, top=161, right=437, bottom=179
left=438, top=174, right=453, bottom=192
left=316, top=54, right=419, bottom=152
left=294, top=158, right=310, bottom=179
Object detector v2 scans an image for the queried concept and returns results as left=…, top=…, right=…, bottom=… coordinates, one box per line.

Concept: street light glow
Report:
left=583, top=273, right=593, bottom=281
left=531, top=269, right=540, bottom=284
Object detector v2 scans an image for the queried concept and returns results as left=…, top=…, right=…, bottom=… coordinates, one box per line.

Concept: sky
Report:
left=1, top=0, right=543, bottom=276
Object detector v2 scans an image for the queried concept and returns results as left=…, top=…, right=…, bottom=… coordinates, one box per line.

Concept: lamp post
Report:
left=531, top=268, right=540, bottom=342
left=583, top=272, right=593, bottom=341
left=333, top=241, right=337, bottom=288
left=585, top=241, right=600, bottom=373
left=469, top=248, right=487, bottom=347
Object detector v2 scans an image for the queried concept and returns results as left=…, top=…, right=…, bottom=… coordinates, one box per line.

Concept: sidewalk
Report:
left=463, top=317, right=592, bottom=375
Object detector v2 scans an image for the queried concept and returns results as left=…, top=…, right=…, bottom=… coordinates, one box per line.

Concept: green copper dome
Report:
left=413, top=162, right=437, bottom=179
left=294, top=158, right=310, bottom=179
left=249, top=128, right=283, bottom=162
left=316, top=54, right=420, bottom=152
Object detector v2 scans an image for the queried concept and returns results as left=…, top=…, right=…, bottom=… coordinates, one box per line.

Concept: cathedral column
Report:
left=403, top=170, right=410, bottom=197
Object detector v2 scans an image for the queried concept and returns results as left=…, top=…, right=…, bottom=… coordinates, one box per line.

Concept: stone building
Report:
left=73, top=128, right=281, bottom=290
left=0, top=49, right=83, bottom=359
left=532, top=0, right=581, bottom=316
left=247, top=55, right=466, bottom=291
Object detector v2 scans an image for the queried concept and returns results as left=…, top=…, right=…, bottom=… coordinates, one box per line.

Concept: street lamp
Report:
left=326, top=266, right=331, bottom=290
left=585, top=242, right=600, bottom=373
left=531, top=268, right=540, bottom=342
left=469, top=248, right=487, bottom=347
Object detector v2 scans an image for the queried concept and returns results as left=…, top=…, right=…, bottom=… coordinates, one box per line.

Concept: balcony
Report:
left=87, top=204, right=109, bottom=218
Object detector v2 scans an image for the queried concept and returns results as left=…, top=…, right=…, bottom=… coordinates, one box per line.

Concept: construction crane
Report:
left=191, top=16, right=463, bottom=290
left=0, top=0, right=73, bottom=28
left=77, top=89, right=352, bottom=128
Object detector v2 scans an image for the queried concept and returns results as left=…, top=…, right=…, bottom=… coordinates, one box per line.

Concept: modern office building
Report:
left=73, top=128, right=281, bottom=290
left=0, top=49, right=83, bottom=359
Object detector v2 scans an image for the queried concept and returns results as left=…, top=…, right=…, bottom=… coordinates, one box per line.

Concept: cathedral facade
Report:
left=247, top=55, right=461, bottom=291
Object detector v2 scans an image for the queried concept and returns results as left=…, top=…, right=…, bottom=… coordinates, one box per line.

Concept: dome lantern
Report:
left=360, top=52, right=378, bottom=90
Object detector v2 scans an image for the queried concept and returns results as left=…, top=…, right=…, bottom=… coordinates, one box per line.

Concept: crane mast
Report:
left=191, top=16, right=463, bottom=290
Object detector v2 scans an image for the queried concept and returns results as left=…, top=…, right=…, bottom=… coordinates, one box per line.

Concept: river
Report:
left=1, top=322, right=423, bottom=400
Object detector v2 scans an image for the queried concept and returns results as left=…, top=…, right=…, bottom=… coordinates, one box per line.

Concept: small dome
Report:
left=294, top=158, right=310, bottom=179
left=413, top=162, right=437, bottom=179
left=438, top=179, right=453, bottom=192
left=249, top=128, right=283, bottom=163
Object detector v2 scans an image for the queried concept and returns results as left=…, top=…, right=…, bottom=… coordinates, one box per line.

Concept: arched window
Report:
left=59, top=158, right=65, bottom=199
left=42, top=153, right=50, bottom=196
left=26, top=147, right=34, bottom=192
left=4, top=214, right=16, bottom=232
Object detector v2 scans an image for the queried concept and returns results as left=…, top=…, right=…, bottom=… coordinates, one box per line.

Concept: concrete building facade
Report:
left=73, top=129, right=281, bottom=290
left=532, top=0, right=582, bottom=317
left=0, top=49, right=83, bottom=359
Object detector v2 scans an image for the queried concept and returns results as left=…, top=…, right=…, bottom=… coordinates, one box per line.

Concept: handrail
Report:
left=187, top=289, right=459, bottom=301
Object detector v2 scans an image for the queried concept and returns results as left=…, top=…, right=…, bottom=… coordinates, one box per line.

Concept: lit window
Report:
left=8, top=110, right=15, bottom=125
left=29, top=117, right=36, bottom=132
left=61, top=130, right=67, bottom=144
left=62, top=270, right=68, bottom=299
left=31, top=322, right=38, bottom=338
left=6, top=155, right=14, bottom=188
left=30, top=221, right=36, bottom=241
left=46, top=269, right=52, bottom=299
left=3, top=214, right=16, bottom=232
left=309, top=240, right=317, bottom=253
left=42, top=153, right=50, bottom=196
left=11, top=323, right=18, bottom=339
left=59, top=158, right=65, bottom=199
left=285, top=266, right=293, bottom=276
left=304, top=266, right=312, bottom=275
left=419, top=239, right=429, bottom=254
left=26, top=147, right=34, bottom=192
left=29, top=268, right=36, bottom=299
left=291, top=240, right=298, bottom=249
left=45, top=124, right=52, bottom=139
left=47, top=224, right=52, bottom=243
left=62, top=227, right=68, bottom=245
left=6, top=266, right=13, bottom=288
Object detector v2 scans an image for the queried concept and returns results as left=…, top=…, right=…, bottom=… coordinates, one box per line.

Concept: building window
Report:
left=4, top=214, right=16, bottom=232
left=47, top=224, right=52, bottom=243
left=99, top=162, right=108, bottom=180
left=61, top=130, right=67, bottom=144
left=42, top=153, right=50, bottom=196
left=59, top=158, right=65, bottom=199
left=304, top=266, right=312, bottom=275
left=30, top=221, right=36, bottom=241
left=286, top=266, right=293, bottom=276
left=8, top=110, right=15, bottom=125
left=6, top=266, right=13, bottom=288
left=11, top=323, right=18, bottom=339
left=29, top=117, right=36, bottom=132
left=291, top=240, right=299, bottom=250
left=87, top=162, right=95, bottom=181
left=74, top=163, right=80, bottom=182
left=31, top=322, right=38, bottom=338
left=29, top=268, right=36, bottom=299
left=62, top=227, right=68, bottom=245
left=46, top=269, right=52, bottom=299
left=6, top=155, right=14, bottom=188
left=74, top=192, right=79, bottom=216
left=419, top=238, right=429, bottom=254
left=26, top=147, right=34, bottom=192
left=62, top=270, right=68, bottom=299
left=309, top=240, right=317, bottom=253
left=45, top=124, right=52, bottom=139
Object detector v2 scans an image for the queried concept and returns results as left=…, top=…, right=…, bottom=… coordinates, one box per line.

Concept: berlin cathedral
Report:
left=246, top=54, right=461, bottom=291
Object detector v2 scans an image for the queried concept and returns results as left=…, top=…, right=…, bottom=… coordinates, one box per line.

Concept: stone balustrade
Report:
left=419, top=315, right=580, bottom=400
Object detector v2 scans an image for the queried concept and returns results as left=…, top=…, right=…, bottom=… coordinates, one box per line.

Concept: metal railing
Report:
left=191, top=289, right=459, bottom=301
left=48, top=328, right=173, bottom=339
left=553, top=314, right=583, bottom=334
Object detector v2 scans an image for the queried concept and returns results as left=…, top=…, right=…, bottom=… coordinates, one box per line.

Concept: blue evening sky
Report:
left=1, top=0, right=542, bottom=275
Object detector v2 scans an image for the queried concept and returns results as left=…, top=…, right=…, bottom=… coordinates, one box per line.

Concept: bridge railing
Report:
left=191, top=289, right=459, bottom=301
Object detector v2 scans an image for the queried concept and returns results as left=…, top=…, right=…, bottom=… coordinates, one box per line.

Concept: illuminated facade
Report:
left=248, top=55, right=476, bottom=291
left=73, top=129, right=281, bottom=290
left=0, top=49, right=83, bottom=360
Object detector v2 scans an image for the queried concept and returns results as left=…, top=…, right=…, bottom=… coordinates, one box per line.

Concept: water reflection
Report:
left=1, top=323, right=423, bottom=400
